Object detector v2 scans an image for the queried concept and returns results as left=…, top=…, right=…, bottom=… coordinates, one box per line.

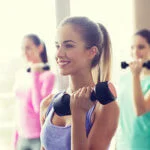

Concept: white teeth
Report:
left=59, top=62, right=69, bottom=65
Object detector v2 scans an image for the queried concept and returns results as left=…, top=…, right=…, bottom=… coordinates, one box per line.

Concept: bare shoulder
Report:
left=87, top=101, right=120, bottom=149
left=40, top=94, right=54, bottom=109
left=95, top=101, right=120, bottom=120
left=94, top=101, right=120, bottom=132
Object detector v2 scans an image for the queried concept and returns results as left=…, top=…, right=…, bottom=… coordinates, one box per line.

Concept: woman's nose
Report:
left=132, top=47, right=138, bottom=55
left=135, top=48, right=141, bottom=56
left=133, top=48, right=142, bottom=59
left=56, top=46, right=65, bottom=57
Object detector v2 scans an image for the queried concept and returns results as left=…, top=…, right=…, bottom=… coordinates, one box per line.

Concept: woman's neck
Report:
left=68, top=72, right=95, bottom=93
left=32, top=58, right=43, bottom=64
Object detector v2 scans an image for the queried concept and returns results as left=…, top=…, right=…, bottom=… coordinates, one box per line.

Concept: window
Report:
left=70, top=0, right=134, bottom=83
left=0, top=0, right=56, bottom=149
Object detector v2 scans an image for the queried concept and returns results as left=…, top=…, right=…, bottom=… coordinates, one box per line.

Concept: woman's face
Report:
left=22, top=37, right=41, bottom=63
left=55, top=24, right=93, bottom=76
left=131, top=35, right=150, bottom=62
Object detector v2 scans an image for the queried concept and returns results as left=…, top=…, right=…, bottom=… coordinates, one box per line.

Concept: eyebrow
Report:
left=55, top=40, right=76, bottom=44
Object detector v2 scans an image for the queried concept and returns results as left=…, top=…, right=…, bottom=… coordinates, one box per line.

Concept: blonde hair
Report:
left=92, top=23, right=112, bottom=83
left=59, top=17, right=112, bottom=83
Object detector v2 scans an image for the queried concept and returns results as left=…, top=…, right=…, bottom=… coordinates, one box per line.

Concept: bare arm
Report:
left=31, top=71, right=55, bottom=113
left=132, top=75, right=150, bottom=116
left=71, top=111, right=88, bottom=150
left=71, top=102, right=119, bottom=150
left=70, top=87, right=119, bottom=150
left=87, top=101, right=119, bottom=150
left=71, top=88, right=90, bottom=150
left=132, top=75, right=145, bottom=116
left=130, top=60, right=150, bottom=116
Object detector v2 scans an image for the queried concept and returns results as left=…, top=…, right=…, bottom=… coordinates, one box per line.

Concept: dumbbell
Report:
left=27, top=64, right=50, bottom=72
left=53, top=81, right=117, bottom=116
left=121, top=60, right=150, bottom=69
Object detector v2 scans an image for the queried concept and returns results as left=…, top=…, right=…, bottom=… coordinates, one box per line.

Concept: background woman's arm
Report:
left=31, top=72, right=55, bottom=113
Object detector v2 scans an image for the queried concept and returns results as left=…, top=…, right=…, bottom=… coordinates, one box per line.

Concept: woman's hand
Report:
left=30, top=63, right=44, bottom=72
left=70, top=86, right=95, bottom=115
left=40, top=94, right=53, bottom=126
left=129, top=59, right=143, bottom=76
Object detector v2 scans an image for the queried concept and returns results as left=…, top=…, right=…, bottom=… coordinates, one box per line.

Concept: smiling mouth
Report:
left=57, top=61, right=70, bottom=67
left=136, top=57, right=143, bottom=59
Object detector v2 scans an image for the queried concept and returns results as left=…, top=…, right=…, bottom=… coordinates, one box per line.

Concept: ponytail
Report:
left=92, top=23, right=112, bottom=83
left=59, top=17, right=112, bottom=83
left=40, top=42, right=48, bottom=63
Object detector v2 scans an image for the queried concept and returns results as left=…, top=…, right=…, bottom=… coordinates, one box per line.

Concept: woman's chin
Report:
left=60, top=72, right=69, bottom=76
left=59, top=70, right=70, bottom=76
left=25, top=57, right=32, bottom=62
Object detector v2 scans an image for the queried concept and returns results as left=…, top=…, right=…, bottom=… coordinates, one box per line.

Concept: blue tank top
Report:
left=40, top=92, right=95, bottom=150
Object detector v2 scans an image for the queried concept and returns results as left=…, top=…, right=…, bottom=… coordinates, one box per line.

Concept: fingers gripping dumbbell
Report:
left=121, top=60, right=150, bottom=69
left=53, top=81, right=117, bottom=116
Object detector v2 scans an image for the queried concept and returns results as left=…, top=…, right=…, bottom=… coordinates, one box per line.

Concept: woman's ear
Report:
left=38, top=44, right=44, bottom=53
left=88, top=46, right=98, bottom=59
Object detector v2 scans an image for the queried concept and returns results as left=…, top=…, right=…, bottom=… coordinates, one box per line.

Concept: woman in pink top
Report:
left=12, top=34, right=55, bottom=150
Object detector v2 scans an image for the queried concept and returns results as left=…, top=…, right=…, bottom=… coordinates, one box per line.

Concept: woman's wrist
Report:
left=131, top=73, right=140, bottom=78
left=31, top=67, right=43, bottom=72
left=30, top=63, right=47, bottom=72
left=72, top=110, right=86, bottom=121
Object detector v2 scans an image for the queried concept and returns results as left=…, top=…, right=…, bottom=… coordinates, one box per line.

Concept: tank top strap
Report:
left=45, top=90, right=65, bottom=117
left=86, top=104, right=96, bottom=136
